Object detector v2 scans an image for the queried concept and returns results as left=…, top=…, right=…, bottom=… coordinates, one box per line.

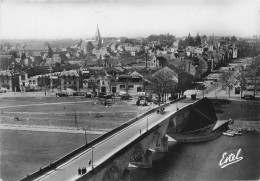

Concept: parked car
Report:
left=56, top=91, right=68, bottom=97
left=120, top=93, right=131, bottom=100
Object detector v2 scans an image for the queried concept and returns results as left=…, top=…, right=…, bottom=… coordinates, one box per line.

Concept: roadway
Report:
left=35, top=98, right=196, bottom=181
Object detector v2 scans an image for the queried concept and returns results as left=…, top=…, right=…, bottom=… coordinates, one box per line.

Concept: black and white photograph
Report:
left=0, top=0, right=260, bottom=180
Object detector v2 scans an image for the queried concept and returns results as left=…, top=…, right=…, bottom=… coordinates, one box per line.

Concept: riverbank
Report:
left=0, top=124, right=108, bottom=134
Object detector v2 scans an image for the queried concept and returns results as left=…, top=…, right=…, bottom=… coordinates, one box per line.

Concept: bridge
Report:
left=19, top=97, right=227, bottom=181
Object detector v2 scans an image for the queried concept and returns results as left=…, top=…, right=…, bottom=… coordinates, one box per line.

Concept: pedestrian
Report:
left=82, top=167, right=86, bottom=174
left=78, top=167, right=82, bottom=175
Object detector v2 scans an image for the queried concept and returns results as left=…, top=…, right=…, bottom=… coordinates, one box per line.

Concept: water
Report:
left=131, top=132, right=260, bottom=181
left=0, top=130, right=99, bottom=181
left=0, top=130, right=259, bottom=181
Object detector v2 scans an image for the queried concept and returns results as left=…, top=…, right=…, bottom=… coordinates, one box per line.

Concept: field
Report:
left=0, top=94, right=154, bottom=132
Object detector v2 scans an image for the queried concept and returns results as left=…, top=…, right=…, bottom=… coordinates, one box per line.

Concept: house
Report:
left=116, top=45, right=125, bottom=53
left=59, top=70, right=80, bottom=91
left=110, top=72, right=143, bottom=95
left=45, top=55, right=61, bottom=66
left=96, top=73, right=113, bottom=93
left=194, top=46, right=204, bottom=55
left=173, top=40, right=179, bottom=49
left=28, top=72, right=60, bottom=89
left=0, top=70, right=28, bottom=91
left=124, top=44, right=141, bottom=52
left=92, top=47, right=110, bottom=59
left=229, top=44, right=237, bottom=59
left=110, top=43, right=119, bottom=53
left=21, top=45, right=49, bottom=57
left=0, top=55, right=12, bottom=70
left=168, top=59, right=196, bottom=76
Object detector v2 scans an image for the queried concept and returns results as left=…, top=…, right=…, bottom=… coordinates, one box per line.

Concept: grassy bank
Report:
left=211, top=99, right=260, bottom=121
left=0, top=96, right=154, bottom=131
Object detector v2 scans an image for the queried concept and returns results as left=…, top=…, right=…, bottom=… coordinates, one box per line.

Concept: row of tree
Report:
left=179, top=33, right=202, bottom=48
left=221, top=55, right=260, bottom=97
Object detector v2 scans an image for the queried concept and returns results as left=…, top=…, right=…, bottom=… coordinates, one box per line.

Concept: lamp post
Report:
left=146, top=117, right=148, bottom=131
left=64, top=107, right=78, bottom=129
left=83, top=127, right=87, bottom=144
left=74, top=110, right=78, bottom=129
left=214, top=83, right=218, bottom=99
left=91, top=147, right=94, bottom=169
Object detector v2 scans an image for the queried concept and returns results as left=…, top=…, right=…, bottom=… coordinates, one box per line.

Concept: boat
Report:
left=234, top=132, right=242, bottom=135
left=246, top=128, right=255, bottom=132
left=223, top=132, right=234, bottom=137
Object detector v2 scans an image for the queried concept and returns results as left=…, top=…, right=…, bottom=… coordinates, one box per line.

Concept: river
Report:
left=0, top=130, right=259, bottom=181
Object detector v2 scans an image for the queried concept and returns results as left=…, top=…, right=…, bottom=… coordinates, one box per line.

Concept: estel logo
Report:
left=219, top=148, right=243, bottom=168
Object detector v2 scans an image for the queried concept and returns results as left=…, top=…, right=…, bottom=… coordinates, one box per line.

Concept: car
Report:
left=120, top=93, right=131, bottom=100
left=56, top=92, right=68, bottom=97
left=242, top=94, right=255, bottom=100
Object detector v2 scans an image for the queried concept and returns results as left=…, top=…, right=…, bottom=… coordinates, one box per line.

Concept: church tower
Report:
left=95, top=24, right=102, bottom=49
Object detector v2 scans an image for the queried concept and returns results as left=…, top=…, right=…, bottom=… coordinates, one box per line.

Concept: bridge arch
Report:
left=102, top=162, right=121, bottom=181
left=130, top=144, right=145, bottom=162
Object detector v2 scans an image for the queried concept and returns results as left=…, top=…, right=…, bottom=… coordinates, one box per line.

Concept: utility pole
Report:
left=74, top=111, right=78, bottom=129
left=48, top=66, right=53, bottom=92
left=91, top=147, right=94, bottom=169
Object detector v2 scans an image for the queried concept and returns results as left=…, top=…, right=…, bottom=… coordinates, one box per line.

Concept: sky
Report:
left=0, top=0, right=260, bottom=39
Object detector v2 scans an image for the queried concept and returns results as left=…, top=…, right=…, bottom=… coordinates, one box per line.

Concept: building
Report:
left=21, top=45, right=49, bottom=57
left=0, top=55, right=12, bottom=70
left=110, top=71, right=144, bottom=95
left=0, top=70, right=28, bottom=91
left=59, top=70, right=80, bottom=91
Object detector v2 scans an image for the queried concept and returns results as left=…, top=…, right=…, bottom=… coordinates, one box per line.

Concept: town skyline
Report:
left=0, top=0, right=260, bottom=40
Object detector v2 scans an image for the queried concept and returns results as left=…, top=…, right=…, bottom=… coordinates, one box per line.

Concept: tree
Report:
left=21, top=52, right=26, bottom=60
left=201, top=35, right=207, bottom=44
left=87, top=41, right=95, bottom=53
left=176, top=71, right=193, bottom=93
left=9, top=50, right=18, bottom=58
left=148, top=67, right=178, bottom=104
left=235, top=66, right=247, bottom=98
left=194, top=33, right=201, bottom=46
left=220, top=71, right=234, bottom=98
left=123, top=38, right=134, bottom=45
left=186, top=33, right=195, bottom=47
left=231, top=36, right=237, bottom=43
left=48, top=46, right=53, bottom=58
left=244, top=56, right=260, bottom=97
left=225, top=37, right=231, bottom=44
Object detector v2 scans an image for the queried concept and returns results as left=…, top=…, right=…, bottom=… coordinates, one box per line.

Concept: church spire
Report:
left=95, top=24, right=102, bottom=49
left=95, top=24, right=101, bottom=42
